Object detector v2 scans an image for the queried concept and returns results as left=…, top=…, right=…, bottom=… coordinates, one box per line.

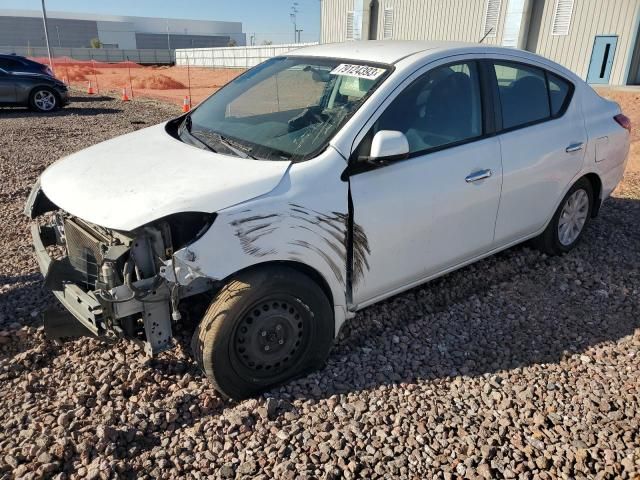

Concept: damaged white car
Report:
left=25, top=41, right=630, bottom=399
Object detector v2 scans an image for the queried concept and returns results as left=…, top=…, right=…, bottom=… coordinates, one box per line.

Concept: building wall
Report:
left=96, top=21, right=137, bottom=50
left=321, top=0, right=509, bottom=45
left=320, top=0, right=640, bottom=84
left=0, top=9, right=246, bottom=49
left=526, top=0, right=640, bottom=85
left=321, top=0, right=355, bottom=43
left=372, top=0, right=507, bottom=45
left=0, top=16, right=99, bottom=48
left=135, top=33, right=231, bottom=49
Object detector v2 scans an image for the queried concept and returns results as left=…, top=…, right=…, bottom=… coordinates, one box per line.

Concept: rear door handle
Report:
left=566, top=142, right=584, bottom=153
left=465, top=169, right=492, bottom=183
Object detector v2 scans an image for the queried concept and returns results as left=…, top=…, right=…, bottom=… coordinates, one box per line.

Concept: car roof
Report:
left=287, top=40, right=487, bottom=65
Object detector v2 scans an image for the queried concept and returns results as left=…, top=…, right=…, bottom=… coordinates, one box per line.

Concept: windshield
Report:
left=183, top=56, right=390, bottom=161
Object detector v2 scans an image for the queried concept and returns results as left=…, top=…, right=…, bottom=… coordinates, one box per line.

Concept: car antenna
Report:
left=479, top=27, right=493, bottom=43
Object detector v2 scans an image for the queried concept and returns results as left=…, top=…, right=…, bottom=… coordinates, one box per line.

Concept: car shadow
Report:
left=0, top=105, right=123, bottom=118
left=68, top=95, right=114, bottom=102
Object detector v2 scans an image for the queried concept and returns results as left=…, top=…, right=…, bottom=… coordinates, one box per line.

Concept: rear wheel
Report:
left=191, top=266, right=334, bottom=399
left=532, top=178, right=593, bottom=255
left=29, top=87, right=59, bottom=112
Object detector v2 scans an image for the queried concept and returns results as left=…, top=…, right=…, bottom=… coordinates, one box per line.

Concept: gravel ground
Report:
left=1, top=93, right=639, bottom=480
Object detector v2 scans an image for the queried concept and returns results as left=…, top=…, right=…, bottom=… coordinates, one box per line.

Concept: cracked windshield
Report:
left=184, top=56, right=388, bottom=161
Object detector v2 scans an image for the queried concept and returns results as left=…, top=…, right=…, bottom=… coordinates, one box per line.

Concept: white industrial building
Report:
left=0, top=9, right=245, bottom=50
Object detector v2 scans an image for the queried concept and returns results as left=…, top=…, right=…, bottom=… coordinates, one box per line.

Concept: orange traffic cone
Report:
left=182, top=96, right=191, bottom=113
left=87, top=81, right=95, bottom=94
left=121, top=88, right=130, bottom=101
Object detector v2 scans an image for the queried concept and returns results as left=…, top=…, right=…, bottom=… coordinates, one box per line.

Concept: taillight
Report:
left=614, top=113, right=631, bottom=132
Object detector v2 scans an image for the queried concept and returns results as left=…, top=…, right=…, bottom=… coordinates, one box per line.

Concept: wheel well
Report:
left=225, top=261, right=335, bottom=307
left=582, top=173, right=603, bottom=217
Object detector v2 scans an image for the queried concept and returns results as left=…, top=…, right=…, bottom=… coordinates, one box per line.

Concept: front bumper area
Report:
left=30, top=219, right=175, bottom=355
left=31, top=222, right=103, bottom=337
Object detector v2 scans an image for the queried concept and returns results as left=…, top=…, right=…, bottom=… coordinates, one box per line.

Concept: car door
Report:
left=347, top=59, right=503, bottom=307
left=0, top=68, right=17, bottom=103
left=490, top=60, right=587, bottom=246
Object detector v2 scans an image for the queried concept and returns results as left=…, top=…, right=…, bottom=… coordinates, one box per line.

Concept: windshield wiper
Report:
left=210, top=133, right=258, bottom=160
left=181, top=115, right=218, bottom=153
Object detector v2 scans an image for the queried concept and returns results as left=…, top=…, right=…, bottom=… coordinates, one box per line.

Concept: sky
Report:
left=2, top=0, right=322, bottom=45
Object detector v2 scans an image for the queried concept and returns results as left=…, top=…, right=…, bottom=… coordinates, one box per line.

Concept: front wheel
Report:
left=532, top=178, right=593, bottom=255
left=191, top=266, right=334, bottom=399
left=29, top=87, right=60, bottom=112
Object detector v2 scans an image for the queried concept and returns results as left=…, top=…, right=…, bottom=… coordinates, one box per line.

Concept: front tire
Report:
left=532, top=178, right=593, bottom=255
left=191, top=266, right=334, bottom=399
left=29, top=87, right=60, bottom=112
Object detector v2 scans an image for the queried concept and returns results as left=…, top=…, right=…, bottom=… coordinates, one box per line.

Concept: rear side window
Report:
left=494, top=62, right=550, bottom=130
left=547, top=72, right=571, bottom=116
left=0, top=58, right=22, bottom=69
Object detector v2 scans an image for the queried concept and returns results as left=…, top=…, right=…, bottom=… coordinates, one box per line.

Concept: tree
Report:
left=90, top=38, right=102, bottom=49
left=227, top=39, right=238, bottom=47
left=262, top=40, right=273, bottom=45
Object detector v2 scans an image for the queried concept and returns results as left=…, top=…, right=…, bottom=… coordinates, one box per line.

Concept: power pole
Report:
left=40, top=0, right=53, bottom=68
left=290, top=2, right=299, bottom=43
left=166, top=19, right=172, bottom=63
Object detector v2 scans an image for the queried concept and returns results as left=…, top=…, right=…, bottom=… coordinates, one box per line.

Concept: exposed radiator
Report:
left=63, top=218, right=109, bottom=290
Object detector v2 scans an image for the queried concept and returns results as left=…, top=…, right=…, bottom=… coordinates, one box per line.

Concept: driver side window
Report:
left=359, top=61, right=483, bottom=159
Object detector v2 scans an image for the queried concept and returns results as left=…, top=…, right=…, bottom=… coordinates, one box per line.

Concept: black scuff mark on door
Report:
left=228, top=203, right=371, bottom=288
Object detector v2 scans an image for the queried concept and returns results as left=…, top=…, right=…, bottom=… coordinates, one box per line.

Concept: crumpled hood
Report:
left=40, top=122, right=291, bottom=231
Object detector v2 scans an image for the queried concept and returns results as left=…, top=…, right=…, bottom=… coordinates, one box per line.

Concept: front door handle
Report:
left=465, top=169, right=492, bottom=183
left=566, top=142, right=584, bottom=153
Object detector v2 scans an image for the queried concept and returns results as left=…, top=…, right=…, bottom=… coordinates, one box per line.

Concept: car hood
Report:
left=40, top=122, right=291, bottom=231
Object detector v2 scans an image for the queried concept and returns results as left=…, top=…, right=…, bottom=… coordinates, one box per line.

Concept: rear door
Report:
left=348, top=59, right=503, bottom=307
left=0, top=68, right=17, bottom=103
left=490, top=59, right=587, bottom=246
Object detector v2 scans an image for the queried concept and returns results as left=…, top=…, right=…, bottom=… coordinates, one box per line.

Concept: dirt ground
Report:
left=596, top=88, right=640, bottom=174
left=55, top=64, right=244, bottom=107
left=0, top=90, right=639, bottom=478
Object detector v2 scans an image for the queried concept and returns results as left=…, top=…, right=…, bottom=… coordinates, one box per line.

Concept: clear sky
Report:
left=2, top=0, right=321, bottom=45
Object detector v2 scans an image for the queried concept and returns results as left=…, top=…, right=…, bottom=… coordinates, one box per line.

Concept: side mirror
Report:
left=369, top=130, right=410, bottom=163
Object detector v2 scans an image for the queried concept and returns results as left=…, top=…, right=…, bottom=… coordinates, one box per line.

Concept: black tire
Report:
left=29, top=87, right=60, bottom=112
left=191, top=266, right=334, bottom=399
left=532, top=178, right=593, bottom=255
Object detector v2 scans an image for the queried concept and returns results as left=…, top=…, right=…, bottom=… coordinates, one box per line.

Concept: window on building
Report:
left=483, top=0, right=502, bottom=38
left=365, top=62, right=483, bottom=156
left=494, top=62, right=550, bottom=129
left=383, top=8, right=393, bottom=40
left=346, top=11, right=355, bottom=41
left=552, top=0, right=574, bottom=36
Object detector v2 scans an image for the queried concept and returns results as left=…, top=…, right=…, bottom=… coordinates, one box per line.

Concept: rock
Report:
left=237, top=460, right=257, bottom=476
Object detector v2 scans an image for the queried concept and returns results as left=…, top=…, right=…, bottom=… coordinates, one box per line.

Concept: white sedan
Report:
left=26, top=41, right=631, bottom=399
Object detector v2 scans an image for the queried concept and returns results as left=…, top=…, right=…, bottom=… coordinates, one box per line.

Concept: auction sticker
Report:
left=330, top=64, right=386, bottom=80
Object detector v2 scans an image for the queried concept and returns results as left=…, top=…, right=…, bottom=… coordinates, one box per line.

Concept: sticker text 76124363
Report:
left=330, top=64, right=387, bottom=80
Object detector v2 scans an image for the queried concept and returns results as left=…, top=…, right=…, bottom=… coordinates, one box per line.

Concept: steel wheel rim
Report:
left=558, top=188, right=589, bottom=246
left=34, top=90, right=56, bottom=111
left=232, top=296, right=310, bottom=378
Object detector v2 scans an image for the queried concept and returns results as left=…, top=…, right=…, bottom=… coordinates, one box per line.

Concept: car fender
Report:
left=163, top=148, right=361, bottom=334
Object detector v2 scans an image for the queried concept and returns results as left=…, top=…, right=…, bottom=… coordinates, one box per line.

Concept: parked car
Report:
left=25, top=41, right=630, bottom=399
left=0, top=53, right=55, bottom=77
left=0, top=67, right=69, bottom=112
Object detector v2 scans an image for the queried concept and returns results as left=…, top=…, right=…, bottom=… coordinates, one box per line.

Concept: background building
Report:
left=0, top=9, right=245, bottom=50
left=320, top=0, right=640, bottom=85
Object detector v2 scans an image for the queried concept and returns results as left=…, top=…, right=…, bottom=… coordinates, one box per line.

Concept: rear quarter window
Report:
left=547, top=72, right=572, bottom=116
